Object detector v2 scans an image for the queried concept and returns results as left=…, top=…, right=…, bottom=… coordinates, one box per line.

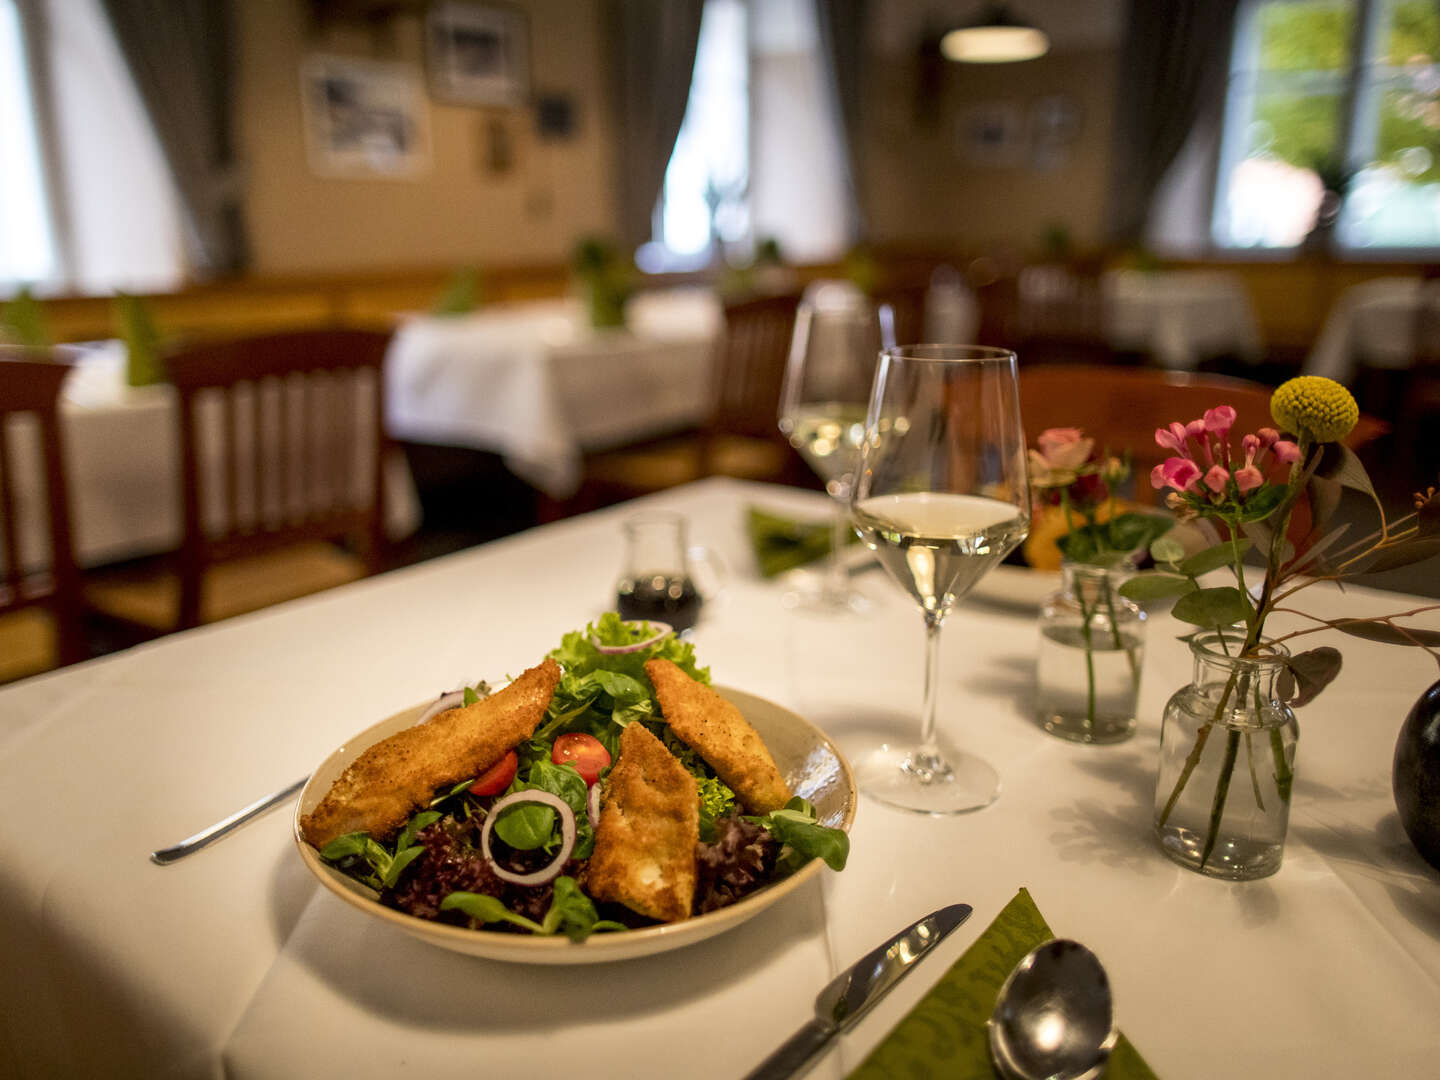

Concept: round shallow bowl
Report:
left=294, top=685, right=856, bottom=964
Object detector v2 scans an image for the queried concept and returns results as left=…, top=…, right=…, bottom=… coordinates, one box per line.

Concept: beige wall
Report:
left=859, top=47, right=1119, bottom=258
left=237, top=0, right=619, bottom=276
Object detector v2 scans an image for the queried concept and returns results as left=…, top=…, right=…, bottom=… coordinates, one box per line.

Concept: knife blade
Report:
left=742, top=902, right=973, bottom=1080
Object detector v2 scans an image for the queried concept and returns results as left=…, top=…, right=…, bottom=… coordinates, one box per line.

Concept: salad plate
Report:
left=294, top=685, right=856, bottom=965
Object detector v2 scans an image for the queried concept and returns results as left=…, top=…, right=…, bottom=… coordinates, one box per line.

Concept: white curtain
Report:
left=4, top=0, right=183, bottom=296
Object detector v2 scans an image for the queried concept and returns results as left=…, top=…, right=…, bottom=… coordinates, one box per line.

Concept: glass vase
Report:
left=1034, top=562, right=1146, bottom=744
left=1154, top=632, right=1298, bottom=881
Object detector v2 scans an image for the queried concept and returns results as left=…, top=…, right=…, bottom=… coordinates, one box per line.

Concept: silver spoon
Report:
left=987, top=938, right=1118, bottom=1080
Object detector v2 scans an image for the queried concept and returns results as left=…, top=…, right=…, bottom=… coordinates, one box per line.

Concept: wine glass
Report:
left=776, top=287, right=895, bottom=614
left=848, top=345, right=1030, bottom=813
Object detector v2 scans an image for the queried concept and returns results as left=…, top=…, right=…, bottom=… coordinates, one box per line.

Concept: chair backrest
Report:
left=1018, top=364, right=1386, bottom=505
left=708, top=290, right=802, bottom=441
left=163, top=329, right=391, bottom=628
left=0, top=350, right=85, bottom=664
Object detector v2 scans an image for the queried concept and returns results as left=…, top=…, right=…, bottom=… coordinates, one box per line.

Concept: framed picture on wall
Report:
left=300, top=55, right=430, bottom=179
left=425, top=2, right=530, bottom=107
left=956, top=101, right=1026, bottom=168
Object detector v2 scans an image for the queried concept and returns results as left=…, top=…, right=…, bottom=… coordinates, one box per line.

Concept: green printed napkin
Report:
left=849, top=888, right=1158, bottom=1080
left=114, top=293, right=166, bottom=387
left=747, top=506, right=858, bottom=579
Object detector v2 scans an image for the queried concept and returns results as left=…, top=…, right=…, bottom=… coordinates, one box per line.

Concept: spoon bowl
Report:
left=987, top=938, right=1117, bottom=1080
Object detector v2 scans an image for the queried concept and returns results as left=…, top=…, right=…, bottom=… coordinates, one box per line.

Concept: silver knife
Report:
left=743, top=902, right=974, bottom=1080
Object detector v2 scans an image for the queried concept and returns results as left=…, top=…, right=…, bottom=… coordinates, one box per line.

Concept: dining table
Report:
left=0, top=477, right=1435, bottom=1079
left=6, top=343, right=422, bottom=573
left=1102, top=269, right=1266, bottom=372
left=384, top=287, right=723, bottom=499
left=1303, top=275, right=1429, bottom=386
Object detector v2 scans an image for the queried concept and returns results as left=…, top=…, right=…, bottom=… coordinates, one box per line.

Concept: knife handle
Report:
left=742, top=1019, right=835, bottom=1080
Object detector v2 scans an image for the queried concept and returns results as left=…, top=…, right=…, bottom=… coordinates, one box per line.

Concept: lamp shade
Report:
left=940, top=4, right=1050, bottom=63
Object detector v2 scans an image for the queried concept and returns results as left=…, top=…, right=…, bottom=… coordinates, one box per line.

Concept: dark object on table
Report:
left=1393, top=677, right=1440, bottom=872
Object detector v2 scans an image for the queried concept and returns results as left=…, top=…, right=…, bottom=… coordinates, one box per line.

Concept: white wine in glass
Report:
left=848, top=345, right=1030, bottom=813
left=777, top=294, right=894, bottom=614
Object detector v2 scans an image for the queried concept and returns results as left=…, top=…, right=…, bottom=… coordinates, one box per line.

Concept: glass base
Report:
left=780, top=568, right=870, bottom=616
left=1155, top=822, right=1284, bottom=880
left=852, top=744, right=1000, bottom=814
left=1035, top=710, right=1136, bottom=745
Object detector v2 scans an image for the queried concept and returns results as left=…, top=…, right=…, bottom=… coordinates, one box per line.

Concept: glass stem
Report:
left=825, top=494, right=849, bottom=602
left=918, top=613, right=944, bottom=757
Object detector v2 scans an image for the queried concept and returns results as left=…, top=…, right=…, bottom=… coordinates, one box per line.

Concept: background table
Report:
left=385, top=288, right=722, bottom=498
left=1103, top=269, right=1265, bottom=371
left=0, top=478, right=1435, bottom=1078
left=1304, top=276, right=1426, bottom=385
left=4, top=345, right=421, bottom=573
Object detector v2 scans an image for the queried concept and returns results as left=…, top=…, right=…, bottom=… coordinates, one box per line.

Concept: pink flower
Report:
left=1272, top=439, right=1301, bottom=464
left=1153, top=456, right=1202, bottom=493
left=1150, top=462, right=1168, bottom=490
left=1257, top=428, right=1279, bottom=449
left=1204, top=406, right=1237, bottom=437
left=1155, top=423, right=1189, bottom=453
left=1234, top=465, right=1264, bottom=492
left=1203, top=465, right=1230, bottom=493
left=1035, top=427, right=1094, bottom=471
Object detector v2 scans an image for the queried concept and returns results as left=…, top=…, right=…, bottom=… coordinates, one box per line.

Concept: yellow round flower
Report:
left=1271, top=376, right=1358, bottom=443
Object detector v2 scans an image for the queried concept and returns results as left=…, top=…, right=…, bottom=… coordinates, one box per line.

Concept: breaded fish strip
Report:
left=300, top=657, right=561, bottom=849
left=645, top=658, right=792, bottom=814
left=587, top=721, right=699, bottom=923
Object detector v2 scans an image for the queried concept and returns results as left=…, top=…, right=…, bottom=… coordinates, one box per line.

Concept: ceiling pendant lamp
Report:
left=940, top=3, right=1050, bottom=63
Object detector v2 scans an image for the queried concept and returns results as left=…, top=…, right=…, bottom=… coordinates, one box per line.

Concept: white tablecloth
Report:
left=4, top=345, right=421, bottom=572
left=385, top=288, right=723, bottom=498
left=0, top=478, right=1436, bottom=1078
left=1103, top=269, right=1265, bottom=371
left=1304, top=276, right=1427, bottom=385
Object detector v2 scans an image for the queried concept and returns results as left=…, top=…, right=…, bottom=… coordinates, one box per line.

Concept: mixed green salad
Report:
left=317, top=613, right=849, bottom=942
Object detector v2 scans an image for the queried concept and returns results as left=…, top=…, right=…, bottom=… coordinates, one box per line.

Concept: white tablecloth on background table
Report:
left=385, top=288, right=723, bottom=498
left=1304, top=276, right=1427, bottom=385
left=4, top=345, right=421, bottom=572
left=1103, top=269, right=1265, bottom=371
left=0, top=478, right=1436, bottom=1079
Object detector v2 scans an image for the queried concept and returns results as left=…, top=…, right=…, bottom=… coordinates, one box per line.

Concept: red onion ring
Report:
left=587, top=783, right=602, bottom=828
left=480, top=790, right=576, bottom=886
left=590, top=620, right=674, bottom=654
left=417, top=690, right=466, bottom=725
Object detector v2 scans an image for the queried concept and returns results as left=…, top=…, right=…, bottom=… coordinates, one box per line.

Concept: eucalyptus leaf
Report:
left=1170, top=586, right=1252, bottom=628
left=1234, top=485, right=1288, bottom=523
left=1178, top=541, right=1250, bottom=578
left=1314, top=442, right=1378, bottom=502
left=1150, top=536, right=1186, bottom=565
left=1305, top=473, right=1343, bottom=535
left=1118, top=573, right=1197, bottom=601
left=1279, top=647, right=1343, bottom=707
left=1332, top=618, right=1440, bottom=648
left=1350, top=537, right=1440, bottom=576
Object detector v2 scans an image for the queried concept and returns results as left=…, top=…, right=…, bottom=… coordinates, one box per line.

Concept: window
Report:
left=1214, top=0, right=1440, bottom=252
left=1, top=0, right=183, bottom=296
left=642, top=0, right=852, bottom=271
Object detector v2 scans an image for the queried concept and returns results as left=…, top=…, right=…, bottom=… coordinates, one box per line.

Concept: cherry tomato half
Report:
left=470, top=750, right=518, bottom=796
left=551, top=733, right=612, bottom=786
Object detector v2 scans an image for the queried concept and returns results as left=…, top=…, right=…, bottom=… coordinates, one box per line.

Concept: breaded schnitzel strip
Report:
left=645, top=658, right=792, bottom=814
left=300, top=657, right=561, bottom=849
left=587, top=722, right=699, bottom=923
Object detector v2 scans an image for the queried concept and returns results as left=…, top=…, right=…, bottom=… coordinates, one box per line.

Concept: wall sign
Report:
left=426, top=2, right=530, bottom=107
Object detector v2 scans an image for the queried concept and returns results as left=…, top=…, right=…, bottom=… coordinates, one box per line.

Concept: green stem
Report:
left=1101, top=574, right=1141, bottom=690
left=1075, top=575, right=1097, bottom=733
left=1158, top=667, right=1239, bottom=827
left=1200, top=728, right=1241, bottom=869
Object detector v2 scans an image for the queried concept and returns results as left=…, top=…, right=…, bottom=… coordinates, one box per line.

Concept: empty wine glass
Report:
left=848, top=345, right=1030, bottom=813
left=777, top=287, right=895, bottom=614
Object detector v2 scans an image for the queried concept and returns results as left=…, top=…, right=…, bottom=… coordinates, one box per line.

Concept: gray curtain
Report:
left=1107, top=0, right=1239, bottom=248
left=100, top=0, right=246, bottom=275
left=609, top=0, right=705, bottom=251
left=814, top=0, right=868, bottom=244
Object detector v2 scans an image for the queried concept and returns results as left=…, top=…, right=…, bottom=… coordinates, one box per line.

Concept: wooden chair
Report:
left=564, top=291, right=809, bottom=511
left=84, top=329, right=392, bottom=632
left=1018, top=365, right=1387, bottom=507
left=0, top=351, right=86, bottom=681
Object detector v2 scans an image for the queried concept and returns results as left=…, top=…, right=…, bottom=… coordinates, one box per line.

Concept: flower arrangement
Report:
left=1121, top=375, right=1440, bottom=874
left=1028, top=428, right=1172, bottom=740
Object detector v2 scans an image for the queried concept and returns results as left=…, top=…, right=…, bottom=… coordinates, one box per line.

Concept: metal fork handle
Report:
left=150, top=775, right=309, bottom=866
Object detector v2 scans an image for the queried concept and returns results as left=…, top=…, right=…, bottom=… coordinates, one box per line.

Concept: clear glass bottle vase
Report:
left=1154, top=632, right=1298, bottom=881
left=1034, top=562, right=1146, bottom=744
